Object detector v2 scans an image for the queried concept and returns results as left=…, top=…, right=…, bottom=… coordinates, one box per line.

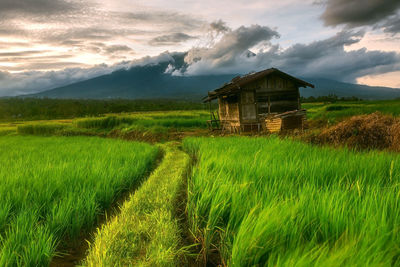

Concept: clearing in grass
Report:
left=84, top=143, right=190, bottom=266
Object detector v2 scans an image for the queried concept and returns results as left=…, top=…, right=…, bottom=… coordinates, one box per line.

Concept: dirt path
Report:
left=83, top=143, right=191, bottom=266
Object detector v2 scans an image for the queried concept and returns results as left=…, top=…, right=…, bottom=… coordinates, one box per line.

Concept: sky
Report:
left=0, top=0, right=399, bottom=96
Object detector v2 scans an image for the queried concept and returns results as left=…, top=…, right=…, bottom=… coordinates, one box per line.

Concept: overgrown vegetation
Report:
left=85, top=143, right=190, bottom=266
left=0, top=136, right=158, bottom=266
left=183, top=136, right=400, bottom=266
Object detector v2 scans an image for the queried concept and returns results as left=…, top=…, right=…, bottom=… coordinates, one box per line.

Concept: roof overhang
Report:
left=203, top=68, right=315, bottom=102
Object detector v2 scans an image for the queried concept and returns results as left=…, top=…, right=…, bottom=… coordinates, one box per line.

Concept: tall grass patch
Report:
left=183, top=136, right=400, bottom=266
left=0, top=136, right=158, bottom=266
left=75, top=111, right=209, bottom=131
left=17, top=123, right=66, bottom=135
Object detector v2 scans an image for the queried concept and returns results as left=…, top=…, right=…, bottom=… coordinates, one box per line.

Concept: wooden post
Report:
left=268, top=96, right=271, bottom=114
left=209, top=101, right=212, bottom=121
left=297, top=88, right=301, bottom=110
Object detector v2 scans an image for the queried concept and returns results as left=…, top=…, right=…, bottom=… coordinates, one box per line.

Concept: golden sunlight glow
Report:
left=357, top=71, right=400, bottom=88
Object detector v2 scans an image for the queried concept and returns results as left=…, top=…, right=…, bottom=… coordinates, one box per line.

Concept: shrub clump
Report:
left=317, top=112, right=400, bottom=151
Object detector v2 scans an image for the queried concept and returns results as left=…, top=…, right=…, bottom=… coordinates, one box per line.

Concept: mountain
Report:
left=28, top=60, right=236, bottom=100
left=26, top=57, right=400, bottom=100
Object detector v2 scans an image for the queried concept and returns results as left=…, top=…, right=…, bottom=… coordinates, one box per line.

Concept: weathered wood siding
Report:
left=240, top=74, right=300, bottom=118
left=265, top=117, right=282, bottom=133
left=218, top=96, right=241, bottom=132
left=240, top=91, right=257, bottom=122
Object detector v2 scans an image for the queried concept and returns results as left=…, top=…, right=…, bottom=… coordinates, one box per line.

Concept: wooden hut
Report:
left=204, top=68, right=314, bottom=133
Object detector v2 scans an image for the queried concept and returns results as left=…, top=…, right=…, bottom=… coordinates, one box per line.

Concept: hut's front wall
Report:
left=241, top=74, right=300, bottom=119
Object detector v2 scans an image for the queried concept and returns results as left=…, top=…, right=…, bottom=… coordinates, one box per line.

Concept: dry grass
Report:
left=314, top=112, right=400, bottom=151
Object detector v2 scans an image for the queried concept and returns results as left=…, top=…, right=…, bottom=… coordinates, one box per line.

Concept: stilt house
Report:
left=204, top=68, right=314, bottom=133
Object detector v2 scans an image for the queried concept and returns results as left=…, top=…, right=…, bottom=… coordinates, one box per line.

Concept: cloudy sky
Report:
left=0, top=0, right=400, bottom=96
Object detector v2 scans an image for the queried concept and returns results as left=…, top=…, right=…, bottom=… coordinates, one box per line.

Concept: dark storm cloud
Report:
left=263, top=31, right=400, bottom=81
left=104, top=45, right=133, bottom=54
left=180, top=24, right=280, bottom=73
left=210, top=20, right=230, bottom=34
left=321, top=0, right=400, bottom=33
left=149, top=33, right=197, bottom=46
left=383, top=15, right=400, bottom=34
left=178, top=27, right=400, bottom=82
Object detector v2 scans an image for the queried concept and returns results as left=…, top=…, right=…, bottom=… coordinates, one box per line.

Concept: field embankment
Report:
left=0, top=136, right=158, bottom=266
left=84, top=143, right=190, bottom=266
left=183, top=136, right=400, bottom=266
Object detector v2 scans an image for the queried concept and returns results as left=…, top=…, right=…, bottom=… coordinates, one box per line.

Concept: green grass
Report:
left=0, top=110, right=211, bottom=142
left=0, top=98, right=212, bottom=122
left=183, top=136, right=400, bottom=266
left=304, top=99, right=400, bottom=124
left=17, top=123, right=67, bottom=135
left=84, top=143, right=190, bottom=266
left=0, top=136, right=158, bottom=266
left=0, top=127, right=16, bottom=136
left=75, top=110, right=209, bottom=131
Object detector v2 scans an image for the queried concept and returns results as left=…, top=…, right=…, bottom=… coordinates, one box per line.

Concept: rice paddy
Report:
left=2, top=100, right=400, bottom=266
left=183, top=136, right=400, bottom=266
left=0, top=136, right=158, bottom=266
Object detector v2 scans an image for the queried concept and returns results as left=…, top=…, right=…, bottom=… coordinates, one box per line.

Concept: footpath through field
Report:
left=83, top=143, right=191, bottom=266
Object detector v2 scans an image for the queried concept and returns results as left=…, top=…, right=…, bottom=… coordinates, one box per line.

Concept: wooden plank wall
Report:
left=219, top=96, right=241, bottom=132
left=241, top=74, right=300, bottom=116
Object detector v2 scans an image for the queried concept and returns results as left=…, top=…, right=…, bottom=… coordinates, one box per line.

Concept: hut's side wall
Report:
left=218, top=96, right=241, bottom=132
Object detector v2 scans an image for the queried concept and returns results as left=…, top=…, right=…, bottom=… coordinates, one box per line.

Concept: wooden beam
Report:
left=268, top=96, right=271, bottom=114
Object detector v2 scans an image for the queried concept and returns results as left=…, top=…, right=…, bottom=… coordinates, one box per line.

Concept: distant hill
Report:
left=26, top=56, right=400, bottom=100
left=300, top=78, right=400, bottom=100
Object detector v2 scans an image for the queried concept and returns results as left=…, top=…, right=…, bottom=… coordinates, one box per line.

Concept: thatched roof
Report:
left=203, top=68, right=314, bottom=102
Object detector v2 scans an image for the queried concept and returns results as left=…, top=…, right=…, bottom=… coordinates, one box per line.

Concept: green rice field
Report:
left=2, top=100, right=400, bottom=266
left=183, top=136, right=400, bottom=266
left=0, top=136, right=158, bottom=266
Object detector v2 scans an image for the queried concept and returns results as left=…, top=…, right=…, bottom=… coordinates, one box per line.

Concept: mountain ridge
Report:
left=25, top=60, right=400, bottom=100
